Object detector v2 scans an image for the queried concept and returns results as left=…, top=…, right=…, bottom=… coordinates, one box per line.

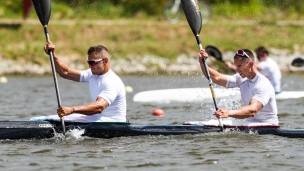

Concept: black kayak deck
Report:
left=0, top=121, right=303, bottom=139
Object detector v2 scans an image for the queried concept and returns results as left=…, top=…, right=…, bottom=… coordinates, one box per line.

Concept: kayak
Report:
left=133, top=88, right=240, bottom=103
left=0, top=120, right=304, bottom=139
left=133, top=88, right=304, bottom=103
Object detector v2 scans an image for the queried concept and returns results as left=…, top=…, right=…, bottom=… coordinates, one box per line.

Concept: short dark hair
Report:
left=87, top=45, right=109, bottom=55
left=234, top=49, right=255, bottom=61
left=255, top=46, right=268, bottom=59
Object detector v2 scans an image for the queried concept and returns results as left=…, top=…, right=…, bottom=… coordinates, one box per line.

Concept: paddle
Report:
left=181, top=0, right=224, bottom=131
left=32, top=0, right=66, bottom=135
left=205, top=45, right=237, bottom=72
left=205, top=45, right=225, bottom=63
left=291, top=57, right=304, bottom=67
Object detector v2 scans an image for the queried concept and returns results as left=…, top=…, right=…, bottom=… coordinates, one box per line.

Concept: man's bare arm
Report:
left=57, top=97, right=109, bottom=118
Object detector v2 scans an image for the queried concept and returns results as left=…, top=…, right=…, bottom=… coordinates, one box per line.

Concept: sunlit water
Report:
left=0, top=74, right=304, bottom=171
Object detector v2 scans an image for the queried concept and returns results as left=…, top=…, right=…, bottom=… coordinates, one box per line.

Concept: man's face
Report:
left=234, top=57, right=251, bottom=78
left=256, top=52, right=266, bottom=61
left=87, top=51, right=106, bottom=75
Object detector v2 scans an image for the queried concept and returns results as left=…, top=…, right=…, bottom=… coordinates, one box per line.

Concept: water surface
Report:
left=0, top=74, right=303, bottom=171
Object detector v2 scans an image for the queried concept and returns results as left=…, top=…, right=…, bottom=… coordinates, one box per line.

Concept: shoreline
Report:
left=1, top=19, right=304, bottom=76
left=1, top=49, right=303, bottom=76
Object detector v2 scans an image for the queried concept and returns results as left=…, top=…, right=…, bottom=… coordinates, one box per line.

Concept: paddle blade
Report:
left=181, top=0, right=202, bottom=35
left=32, top=0, right=51, bottom=26
left=291, top=57, right=304, bottom=67
left=205, top=45, right=224, bottom=63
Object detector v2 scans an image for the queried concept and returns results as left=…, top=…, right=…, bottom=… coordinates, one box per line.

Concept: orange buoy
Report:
left=153, top=109, right=164, bottom=117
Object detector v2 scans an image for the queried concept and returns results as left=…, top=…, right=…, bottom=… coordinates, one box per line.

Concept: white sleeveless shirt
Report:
left=226, top=73, right=279, bottom=125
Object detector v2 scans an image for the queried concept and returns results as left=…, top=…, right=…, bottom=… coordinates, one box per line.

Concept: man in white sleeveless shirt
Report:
left=199, top=49, right=278, bottom=125
left=32, top=41, right=126, bottom=122
left=255, top=46, right=281, bottom=94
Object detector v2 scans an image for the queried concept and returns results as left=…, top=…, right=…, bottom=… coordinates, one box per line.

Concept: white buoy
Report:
left=0, top=76, right=7, bottom=83
left=125, top=86, right=133, bottom=93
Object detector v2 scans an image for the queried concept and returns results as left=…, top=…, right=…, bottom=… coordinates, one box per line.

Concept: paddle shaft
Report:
left=43, top=27, right=61, bottom=106
left=32, top=0, right=65, bottom=135
left=196, top=37, right=217, bottom=109
left=196, top=36, right=224, bottom=129
left=44, top=26, right=66, bottom=134
left=180, top=0, right=223, bottom=130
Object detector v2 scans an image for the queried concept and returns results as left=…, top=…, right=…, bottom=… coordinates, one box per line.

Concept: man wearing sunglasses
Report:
left=34, top=41, right=126, bottom=122
left=199, top=49, right=278, bottom=125
left=224, top=47, right=281, bottom=94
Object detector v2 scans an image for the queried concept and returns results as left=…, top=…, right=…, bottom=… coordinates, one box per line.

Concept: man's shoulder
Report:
left=81, top=69, right=92, bottom=74
left=80, top=69, right=93, bottom=82
left=233, top=73, right=247, bottom=82
left=266, top=57, right=279, bottom=65
left=256, top=73, right=273, bottom=88
left=104, top=70, right=125, bottom=86
left=106, top=70, right=122, bottom=80
left=257, top=72, right=268, bottom=80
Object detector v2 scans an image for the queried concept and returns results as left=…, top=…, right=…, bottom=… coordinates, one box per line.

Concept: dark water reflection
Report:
left=0, top=74, right=304, bottom=170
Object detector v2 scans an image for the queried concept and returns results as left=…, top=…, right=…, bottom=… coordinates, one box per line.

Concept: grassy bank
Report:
left=1, top=18, right=304, bottom=67
left=2, top=0, right=304, bottom=68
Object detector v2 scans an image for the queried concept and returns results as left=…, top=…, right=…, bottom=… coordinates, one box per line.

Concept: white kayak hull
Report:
left=133, top=88, right=304, bottom=103
left=133, top=88, right=240, bottom=103
left=275, top=91, right=304, bottom=100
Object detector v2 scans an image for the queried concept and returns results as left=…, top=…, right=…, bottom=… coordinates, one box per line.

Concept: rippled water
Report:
left=0, top=74, right=304, bottom=171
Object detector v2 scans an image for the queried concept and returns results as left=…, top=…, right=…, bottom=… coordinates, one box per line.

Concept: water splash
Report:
left=53, top=127, right=85, bottom=141
left=217, top=90, right=242, bottom=110
left=66, top=128, right=85, bottom=140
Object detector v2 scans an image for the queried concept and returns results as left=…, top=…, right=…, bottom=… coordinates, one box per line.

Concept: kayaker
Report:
left=255, top=46, right=281, bottom=94
left=225, top=46, right=281, bottom=94
left=199, top=49, right=279, bottom=125
left=32, top=41, right=126, bottom=122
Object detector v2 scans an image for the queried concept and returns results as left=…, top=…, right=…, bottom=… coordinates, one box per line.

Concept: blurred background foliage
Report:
left=0, top=0, right=304, bottom=20
left=0, top=0, right=304, bottom=66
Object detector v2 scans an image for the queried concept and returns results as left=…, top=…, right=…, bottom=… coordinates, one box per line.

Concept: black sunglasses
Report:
left=87, top=58, right=104, bottom=66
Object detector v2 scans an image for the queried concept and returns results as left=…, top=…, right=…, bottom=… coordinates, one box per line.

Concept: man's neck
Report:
left=247, top=67, right=258, bottom=80
left=259, top=56, right=267, bottom=62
